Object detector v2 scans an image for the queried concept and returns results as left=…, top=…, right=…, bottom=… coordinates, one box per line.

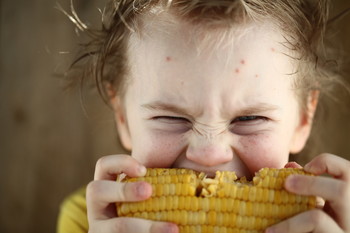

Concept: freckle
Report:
left=235, top=68, right=240, bottom=74
left=240, top=59, right=245, bottom=65
left=166, top=56, right=172, bottom=62
left=255, top=74, right=259, bottom=78
left=271, top=48, right=275, bottom=52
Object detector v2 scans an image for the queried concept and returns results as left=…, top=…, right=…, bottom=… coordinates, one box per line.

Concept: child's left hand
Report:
left=266, top=153, right=350, bottom=233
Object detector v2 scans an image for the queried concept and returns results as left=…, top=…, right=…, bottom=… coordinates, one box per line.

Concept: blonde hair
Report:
left=66, top=0, right=346, bottom=109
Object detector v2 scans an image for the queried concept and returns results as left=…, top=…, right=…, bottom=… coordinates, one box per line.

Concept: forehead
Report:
left=125, top=12, right=298, bottom=111
left=127, top=13, right=296, bottom=80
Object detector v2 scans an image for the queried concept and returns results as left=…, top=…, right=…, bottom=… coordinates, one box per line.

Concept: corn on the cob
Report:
left=117, top=168, right=316, bottom=233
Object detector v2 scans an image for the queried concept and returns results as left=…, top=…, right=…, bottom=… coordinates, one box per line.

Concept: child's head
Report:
left=70, top=0, right=342, bottom=177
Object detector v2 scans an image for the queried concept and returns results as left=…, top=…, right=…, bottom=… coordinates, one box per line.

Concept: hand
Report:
left=86, top=154, right=179, bottom=233
left=266, top=153, right=350, bottom=233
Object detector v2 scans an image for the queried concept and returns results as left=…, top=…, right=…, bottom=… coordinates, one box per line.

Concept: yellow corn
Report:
left=117, top=168, right=316, bottom=233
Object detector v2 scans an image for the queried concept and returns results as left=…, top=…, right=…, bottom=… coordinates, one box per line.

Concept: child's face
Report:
left=112, top=19, right=313, bottom=178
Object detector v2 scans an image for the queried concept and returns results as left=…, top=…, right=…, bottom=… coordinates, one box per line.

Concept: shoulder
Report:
left=57, top=187, right=88, bottom=233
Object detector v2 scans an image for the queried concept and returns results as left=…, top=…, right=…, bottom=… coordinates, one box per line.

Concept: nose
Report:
left=186, top=133, right=233, bottom=167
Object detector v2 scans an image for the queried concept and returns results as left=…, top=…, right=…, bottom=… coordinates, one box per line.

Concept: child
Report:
left=57, top=0, right=350, bottom=233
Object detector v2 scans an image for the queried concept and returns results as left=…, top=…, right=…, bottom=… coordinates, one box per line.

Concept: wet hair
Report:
left=64, top=0, right=348, bottom=109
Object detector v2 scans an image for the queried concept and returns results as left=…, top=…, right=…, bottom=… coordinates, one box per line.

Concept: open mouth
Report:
left=176, top=166, right=253, bottom=182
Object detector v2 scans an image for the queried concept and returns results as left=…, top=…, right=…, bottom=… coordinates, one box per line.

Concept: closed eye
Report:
left=151, top=116, right=192, bottom=133
left=232, top=115, right=268, bottom=123
left=153, top=116, right=190, bottom=123
left=230, top=115, right=270, bottom=135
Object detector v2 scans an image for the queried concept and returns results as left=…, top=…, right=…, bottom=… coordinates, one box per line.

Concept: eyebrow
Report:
left=141, top=102, right=194, bottom=117
left=236, top=104, right=280, bottom=116
left=142, top=101, right=280, bottom=117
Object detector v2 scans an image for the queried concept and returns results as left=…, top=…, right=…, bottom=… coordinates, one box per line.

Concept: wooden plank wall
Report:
left=0, top=1, right=349, bottom=233
left=0, top=1, right=122, bottom=232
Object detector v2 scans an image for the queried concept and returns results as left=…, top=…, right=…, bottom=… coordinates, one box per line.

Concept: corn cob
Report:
left=117, top=168, right=316, bottom=233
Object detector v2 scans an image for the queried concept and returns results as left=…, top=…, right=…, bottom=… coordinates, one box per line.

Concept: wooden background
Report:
left=0, top=1, right=349, bottom=233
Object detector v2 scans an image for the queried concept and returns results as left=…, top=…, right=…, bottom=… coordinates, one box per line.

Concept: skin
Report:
left=86, top=16, right=350, bottom=233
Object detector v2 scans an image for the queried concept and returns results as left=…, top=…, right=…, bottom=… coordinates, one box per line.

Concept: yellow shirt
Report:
left=57, top=187, right=88, bottom=233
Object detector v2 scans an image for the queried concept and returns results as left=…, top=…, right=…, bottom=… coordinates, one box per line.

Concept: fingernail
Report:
left=304, top=163, right=316, bottom=173
left=136, top=182, right=149, bottom=198
left=304, top=163, right=311, bottom=171
left=138, top=165, right=147, bottom=176
left=285, top=175, right=298, bottom=191
left=163, top=223, right=178, bottom=233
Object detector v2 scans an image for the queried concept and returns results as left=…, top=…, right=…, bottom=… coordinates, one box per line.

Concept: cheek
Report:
left=131, top=131, right=186, bottom=168
left=237, top=134, right=289, bottom=172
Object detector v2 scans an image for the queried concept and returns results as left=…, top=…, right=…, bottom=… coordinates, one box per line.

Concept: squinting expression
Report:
left=114, top=18, right=310, bottom=178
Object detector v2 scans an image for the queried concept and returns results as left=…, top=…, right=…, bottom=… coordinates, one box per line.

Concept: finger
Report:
left=90, top=217, right=179, bottom=233
left=285, top=174, right=350, bottom=230
left=87, top=180, right=152, bottom=220
left=285, top=174, right=346, bottom=202
left=94, top=154, right=147, bottom=180
left=304, top=153, right=350, bottom=181
left=265, top=209, right=343, bottom=233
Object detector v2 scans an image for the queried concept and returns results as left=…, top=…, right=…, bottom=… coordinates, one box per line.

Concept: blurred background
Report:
left=0, top=1, right=349, bottom=233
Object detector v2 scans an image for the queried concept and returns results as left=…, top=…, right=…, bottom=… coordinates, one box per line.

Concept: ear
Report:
left=108, top=84, right=132, bottom=151
left=289, top=90, right=319, bottom=154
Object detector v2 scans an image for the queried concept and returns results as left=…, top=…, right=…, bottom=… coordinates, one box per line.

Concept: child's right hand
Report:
left=86, top=154, right=179, bottom=233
